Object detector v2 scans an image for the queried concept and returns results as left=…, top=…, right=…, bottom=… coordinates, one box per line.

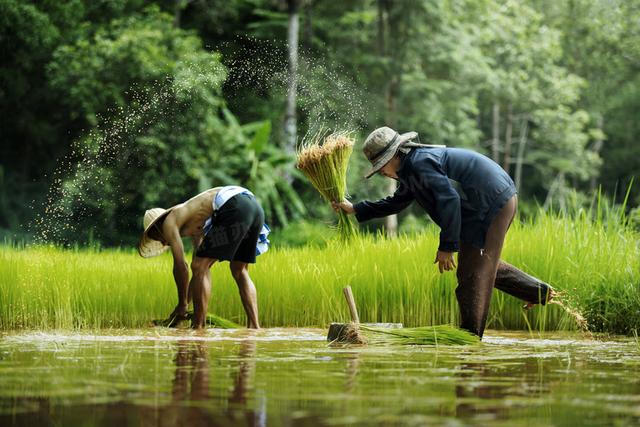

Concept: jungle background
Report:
left=1, top=0, right=638, bottom=246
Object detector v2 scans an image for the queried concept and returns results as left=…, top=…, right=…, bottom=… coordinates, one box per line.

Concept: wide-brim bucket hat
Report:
left=363, top=126, right=418, bottom=179
left=138, top=206, right=177, bottom=258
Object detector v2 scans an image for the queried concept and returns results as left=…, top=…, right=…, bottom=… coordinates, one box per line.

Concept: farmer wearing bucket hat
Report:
left=139, top=186, right=270, bottom=329
left=333, top=126, right=554, bottom=338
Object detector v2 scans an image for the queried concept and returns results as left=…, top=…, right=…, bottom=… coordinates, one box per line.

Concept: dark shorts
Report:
left=195, top=193, right=265, bottom=264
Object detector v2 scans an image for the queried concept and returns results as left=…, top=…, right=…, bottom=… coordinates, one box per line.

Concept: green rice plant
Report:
left=296, top=131, right=358, bottom=240
left=338, top=323, right=479, bottom=345
left=0, top=208, right=638, bottom=333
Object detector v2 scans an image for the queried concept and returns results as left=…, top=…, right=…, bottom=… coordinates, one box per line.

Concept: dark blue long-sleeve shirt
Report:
left=353, top=147, right=517, bottom=251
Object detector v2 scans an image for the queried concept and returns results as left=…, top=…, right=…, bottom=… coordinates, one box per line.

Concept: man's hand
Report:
left=167, top=304, right=189, bottom=327
left=434, top=250, right=456, bottom=273
left=331, top=199, right=355, bottom=215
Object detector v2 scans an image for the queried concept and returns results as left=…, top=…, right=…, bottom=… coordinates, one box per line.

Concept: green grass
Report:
left=1, top=210, right=638, bottom=333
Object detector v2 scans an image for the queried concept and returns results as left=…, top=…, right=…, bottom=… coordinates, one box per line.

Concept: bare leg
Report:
left=230, top=261, right=260, bottom=329
left=190, top=256, right=216, bottom=329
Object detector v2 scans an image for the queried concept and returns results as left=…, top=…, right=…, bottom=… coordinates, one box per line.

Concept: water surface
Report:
left=1, top=328, right=638, bottom=426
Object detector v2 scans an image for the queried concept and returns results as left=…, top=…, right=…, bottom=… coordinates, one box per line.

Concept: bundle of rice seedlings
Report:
left=339, top=323, right=479, bottom=346
left=296, top=131, right=358, bottom=240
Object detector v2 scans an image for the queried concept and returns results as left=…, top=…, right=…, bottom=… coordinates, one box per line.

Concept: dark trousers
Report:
left=455, top=196, right=551, bottom=338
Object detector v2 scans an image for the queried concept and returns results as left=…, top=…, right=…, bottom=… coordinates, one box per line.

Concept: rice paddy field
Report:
left=2, top=212, right=640, bottom=426
left=1, top=211, right=639, bottom=334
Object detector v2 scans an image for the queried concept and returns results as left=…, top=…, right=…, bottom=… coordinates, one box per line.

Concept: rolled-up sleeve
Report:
left=416, top=158, right=461, bottom=252
left=353, top=183, right=414, bottom=222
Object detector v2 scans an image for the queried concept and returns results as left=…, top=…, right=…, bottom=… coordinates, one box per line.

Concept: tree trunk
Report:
left=378, top=0, right=398, bottom=238
left=284, top=0, right=300, bottom=159
left=174, top=0, right=190, bottom=27
left=558, top=173, right=566, bottom=212
left=303, top=0, right=314, bottom=51
left=514, top=115, right=529, bottom=193
left=589, top=114, right=604, bottom=192
left=174, top=0, right=181, bottom=27
left=377, top=0, right=385, bottom=55
left=502, top=103, right=513, bottom=173
left=491, top=102, right=500, bottom=163
left=543, top=173, right=557, bottom=211
left=543, top=172, right=565, bottom=212
left=384, top=76, right=399, bottom=238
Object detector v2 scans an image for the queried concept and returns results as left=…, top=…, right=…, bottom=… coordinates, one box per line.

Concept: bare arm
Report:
left=191, top=235, right=203, bottom=255
left=162, top=215, right=190, bottom=316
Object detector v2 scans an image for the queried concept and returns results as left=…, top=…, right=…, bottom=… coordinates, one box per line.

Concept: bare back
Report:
left=166, top=187, right=221, bottom=239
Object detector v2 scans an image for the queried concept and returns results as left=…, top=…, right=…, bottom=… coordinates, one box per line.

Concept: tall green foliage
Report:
left=1, top=0, right=637, bottom=243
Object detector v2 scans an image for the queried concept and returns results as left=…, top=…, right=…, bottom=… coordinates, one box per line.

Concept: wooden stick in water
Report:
left=343, top=286, right=360, bottom=324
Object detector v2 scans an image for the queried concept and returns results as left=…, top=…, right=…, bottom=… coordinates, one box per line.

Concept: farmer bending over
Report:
left=138, top=186, right=269, bottom=329
left=333, top=127, right=554, bottom=338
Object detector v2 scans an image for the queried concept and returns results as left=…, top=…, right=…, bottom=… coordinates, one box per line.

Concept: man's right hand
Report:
left=331, top=199, right=355, bottom=215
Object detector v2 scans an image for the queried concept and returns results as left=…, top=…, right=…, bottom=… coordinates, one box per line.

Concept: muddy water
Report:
left=0, top=329, right=638, bottom=426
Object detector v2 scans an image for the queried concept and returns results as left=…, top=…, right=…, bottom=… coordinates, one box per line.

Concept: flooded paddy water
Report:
left=1, top=328, right=639, bottom=426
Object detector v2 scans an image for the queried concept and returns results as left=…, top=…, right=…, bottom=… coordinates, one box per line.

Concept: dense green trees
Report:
left=2, top=1, right=302, bottom=244
left=536, top=0, right=640, bottom=205
left=0, top=0, right=637, bottom=245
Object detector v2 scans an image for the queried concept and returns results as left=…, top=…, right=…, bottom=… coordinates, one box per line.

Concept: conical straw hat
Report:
left=138, top=207, right=174, bottom=258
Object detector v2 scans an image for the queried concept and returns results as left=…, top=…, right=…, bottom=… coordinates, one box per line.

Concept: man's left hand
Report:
left=434, top=250, right=456, bottom=273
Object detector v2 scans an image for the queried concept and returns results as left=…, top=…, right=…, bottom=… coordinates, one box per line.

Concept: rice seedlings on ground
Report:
left=335, top=323, right=480, bottom=346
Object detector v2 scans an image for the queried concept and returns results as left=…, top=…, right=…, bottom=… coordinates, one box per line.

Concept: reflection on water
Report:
left=145, top=339, right=263, bottom=427
left=0, top=329, right=639, bottom=426
left=454, top=359, right=548, bottom=420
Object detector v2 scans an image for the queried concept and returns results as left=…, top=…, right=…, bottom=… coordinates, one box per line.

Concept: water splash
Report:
left=549, top=298, right=591, bottom=335
left=32, top=79, right=178, bottom=245
left=221, top=37, right=369, bottom=138
left=32, top=37, right=370, bottom=245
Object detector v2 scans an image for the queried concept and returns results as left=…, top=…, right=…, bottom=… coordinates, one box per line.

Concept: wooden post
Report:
left=343, top=286, right=360, bottom=324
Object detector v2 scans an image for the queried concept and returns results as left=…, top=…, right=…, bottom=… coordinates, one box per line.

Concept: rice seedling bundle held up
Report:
left=296, top=131, right=358, bottom=239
